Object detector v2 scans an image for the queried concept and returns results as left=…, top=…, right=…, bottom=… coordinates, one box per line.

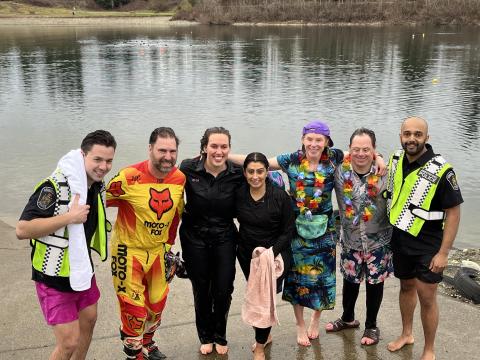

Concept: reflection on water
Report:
left=0, top=24, right=478, bottom=247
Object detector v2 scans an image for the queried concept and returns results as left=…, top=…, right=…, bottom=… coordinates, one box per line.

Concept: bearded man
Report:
left=386, top=117, right=463, bottom=360
left=106, top=127, right=185, bottom=360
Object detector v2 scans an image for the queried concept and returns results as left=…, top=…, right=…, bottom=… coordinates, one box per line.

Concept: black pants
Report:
left=182, top=237, right=236, bottom=346
left=341, top=278, right=384, bottom=329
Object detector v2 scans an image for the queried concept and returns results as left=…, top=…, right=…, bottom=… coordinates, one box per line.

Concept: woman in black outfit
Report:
left=179, top=127, right=244, bottom=355
left=236, top=152, right=295, bottom=360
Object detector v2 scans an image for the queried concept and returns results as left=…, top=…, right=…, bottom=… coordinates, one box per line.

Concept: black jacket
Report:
left=179, top=156, right=244, bottom=245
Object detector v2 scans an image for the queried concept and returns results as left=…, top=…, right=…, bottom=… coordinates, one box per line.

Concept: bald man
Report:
left=385, top=117, right=462, bottom=360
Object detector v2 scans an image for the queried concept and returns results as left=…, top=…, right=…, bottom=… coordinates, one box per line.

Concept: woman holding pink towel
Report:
left=236, top=152, right=295, bottom=360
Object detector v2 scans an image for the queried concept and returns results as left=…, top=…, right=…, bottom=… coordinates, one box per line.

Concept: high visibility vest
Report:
left=386, top=150, right=451, bottom=236
left=30, top=169, right=108, bottom=279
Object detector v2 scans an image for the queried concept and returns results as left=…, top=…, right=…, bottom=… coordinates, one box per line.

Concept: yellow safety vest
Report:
left=386, top=150, right=451, bottom=236
left=30, top=169, right=108, bottom=279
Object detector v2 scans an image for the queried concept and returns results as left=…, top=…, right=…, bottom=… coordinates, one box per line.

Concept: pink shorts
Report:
left=35, top=276, right=100, bottom=325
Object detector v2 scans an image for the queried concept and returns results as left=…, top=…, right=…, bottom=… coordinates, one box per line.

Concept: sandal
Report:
left=326, top=318, right=360, bottom=332
left=325, top=318, right=360, bottom=332
left=361, top=327, right=380, bottom=346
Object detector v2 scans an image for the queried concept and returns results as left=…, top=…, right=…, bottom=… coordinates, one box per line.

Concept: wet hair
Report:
left=349, top=127, right=376, bottom=147
left=200, top=127, right=231, bottom=156
left=243, top=152, right=269, bottom=170
left=149, top=127, right=180, bottom=147
left=81, top=130, right=117, bottom=153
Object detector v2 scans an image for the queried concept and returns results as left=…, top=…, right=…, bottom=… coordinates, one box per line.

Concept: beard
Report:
left=402, top=140, right=426, bottom=157
left=153, top=159, right=175, bottom=174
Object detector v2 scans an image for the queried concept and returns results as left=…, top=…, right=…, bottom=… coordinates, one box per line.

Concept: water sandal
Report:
left=326, top=318, right=360, bottom=332
left=361, top=327, right=380, bottom=346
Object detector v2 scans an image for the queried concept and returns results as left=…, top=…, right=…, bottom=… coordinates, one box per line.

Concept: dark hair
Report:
left=243, top=152, right=269, bottom=170
left=81, top=130, right=117, bottom=153
left=349, top=127, right=376, bottom=147
left=200, top=127, right=231, bottom=156
left=149, top=127, right=179, bottom=147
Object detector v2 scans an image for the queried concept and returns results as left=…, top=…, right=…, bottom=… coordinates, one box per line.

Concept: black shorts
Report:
left=392, top=251, right=443, bottom=284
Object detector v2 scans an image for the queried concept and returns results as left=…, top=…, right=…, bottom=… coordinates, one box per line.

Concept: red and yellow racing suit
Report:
left=106, top=160, right=185, bottom=353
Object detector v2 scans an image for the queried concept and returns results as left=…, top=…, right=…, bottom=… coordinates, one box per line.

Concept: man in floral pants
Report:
left=326, top=128, right=393, bottom=346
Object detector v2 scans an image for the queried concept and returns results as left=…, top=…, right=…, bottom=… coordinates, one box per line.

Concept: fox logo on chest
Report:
left=149, top=188, right=173, bottom=220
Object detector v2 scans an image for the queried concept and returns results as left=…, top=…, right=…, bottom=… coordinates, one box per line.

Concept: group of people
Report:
left=16, top=116, right=462, bottom=360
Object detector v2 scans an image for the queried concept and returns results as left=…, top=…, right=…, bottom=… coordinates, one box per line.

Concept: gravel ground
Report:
left=440, top=248, right=480, bottom=306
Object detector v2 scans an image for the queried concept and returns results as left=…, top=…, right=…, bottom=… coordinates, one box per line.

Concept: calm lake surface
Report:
left=0, top=24, right=478, bottom=248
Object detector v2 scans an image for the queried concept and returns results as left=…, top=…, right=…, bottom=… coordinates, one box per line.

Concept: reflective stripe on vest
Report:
left=31, top=170, right=71, bottom=277
left=30, top=170, right=108, bottom=278
left=388, top=150, right=451, bottom=236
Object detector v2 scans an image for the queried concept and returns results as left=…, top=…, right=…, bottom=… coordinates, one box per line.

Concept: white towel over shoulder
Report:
left=242, top=247, right=284, bottom=329
left=57, top=149, right=92, bottom=291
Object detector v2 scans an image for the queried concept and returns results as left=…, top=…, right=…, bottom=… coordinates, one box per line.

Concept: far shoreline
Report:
left=1, top=16, right=477, bottom=27
left=0, top=16, right=194, bottom=26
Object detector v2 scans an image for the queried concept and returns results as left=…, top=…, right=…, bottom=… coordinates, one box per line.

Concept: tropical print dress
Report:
left=277, top=149, right=343, bottom=311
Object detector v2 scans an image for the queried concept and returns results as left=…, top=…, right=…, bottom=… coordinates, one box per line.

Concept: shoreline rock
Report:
left=440, top=248, right=480, bottom=306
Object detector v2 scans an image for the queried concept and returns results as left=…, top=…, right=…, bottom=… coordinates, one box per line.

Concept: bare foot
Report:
left=296, top=324, right=311, bottom=346
left=215, top=343, right=229, bottom=355
left=252, top=334, right=272, bottom=352
left=307, top=317, right=320, bottom=340
left=200, top=343, right=213, bottom=355
left=361, top=336, right=376, bottom=345
left=387, top=335, right=415, bottom=352
left=420, top=350, right=435, bottom=360
left=253, top=344, right=266, bottom=360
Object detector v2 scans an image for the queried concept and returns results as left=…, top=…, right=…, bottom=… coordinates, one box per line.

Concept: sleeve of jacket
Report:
left=105, top=169, right=129, bottom=207
left=272, top=190, right=295, bottom=257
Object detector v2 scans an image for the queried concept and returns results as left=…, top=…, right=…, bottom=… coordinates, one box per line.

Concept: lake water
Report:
left=0, top=24, right=478, bottom=248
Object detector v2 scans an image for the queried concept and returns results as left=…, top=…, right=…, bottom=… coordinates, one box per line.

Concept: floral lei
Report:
left=342, top=154, right=379, bottom=224
left=295, top=152, right=329, bottom=220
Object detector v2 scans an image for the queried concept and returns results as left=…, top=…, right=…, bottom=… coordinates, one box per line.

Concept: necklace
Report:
left=295, top=152, right=329, bottom=220
left=342, top=155, right=379, bottom=225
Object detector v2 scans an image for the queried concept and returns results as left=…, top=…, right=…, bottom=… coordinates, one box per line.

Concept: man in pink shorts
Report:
left=16, top=130, right=116, bottom=360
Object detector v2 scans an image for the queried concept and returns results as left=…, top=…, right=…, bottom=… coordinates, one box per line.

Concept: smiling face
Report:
left=244, top=161, right=268, bottom=190
left=148, top=136, right=178, bottom=178
left=349, top=134, right=375, bottom=173
left=83, top=144, right=115, bottom=186
left=302, top=132, right=328, bottom=160
left=400, top=117, right=429, bottom=160
left=204, top=133, right=230, bottom=171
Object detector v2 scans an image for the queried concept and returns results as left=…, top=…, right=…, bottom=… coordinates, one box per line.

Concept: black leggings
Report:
left=182, top=238, right=236, bottom=346
left=341, top=279, right=384, bottom=329
left=237, top=246, right=273, bottom=345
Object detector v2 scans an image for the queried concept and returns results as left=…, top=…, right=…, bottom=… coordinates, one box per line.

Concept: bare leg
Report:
left=199, top=343, right=213, bottom=355
left=416, top=279, right=439, bottom=360
left=293, top=305, right=310, bottom=346
left=71, top=303, right=97, bottom=360
left=307, top=310, right=322, bottom=339
left=49, top=321, right=80, bottom=360
left=387, top=279, right=416, bottom=352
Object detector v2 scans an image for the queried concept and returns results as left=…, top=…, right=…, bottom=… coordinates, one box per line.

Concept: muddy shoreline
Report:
left=0, top=16, right=194, bottom=26
left=440, top=248, right=480, bottom=306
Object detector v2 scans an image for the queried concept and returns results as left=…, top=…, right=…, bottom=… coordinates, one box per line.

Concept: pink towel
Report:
left=242, top=247, right=284, bottom=328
